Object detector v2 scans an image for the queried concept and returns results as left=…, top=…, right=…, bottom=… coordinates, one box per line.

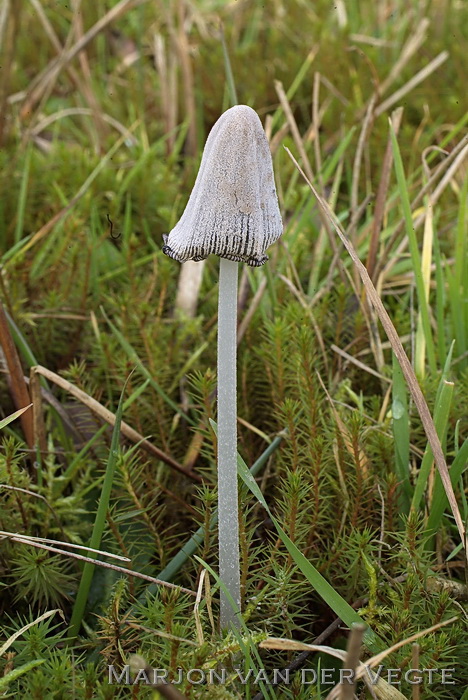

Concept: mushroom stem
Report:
left=217, top=257, right=241, bottom=629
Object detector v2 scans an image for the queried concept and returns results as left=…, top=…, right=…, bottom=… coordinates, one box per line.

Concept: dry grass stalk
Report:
left=351, top=94, right=376, bottom=224
left=360, top=616, right=458, bottom=678
left=193, top=569, right=206, bottom=645
left=379, top=146, right=468, bottom=284
left=20, top=0, right=147, bottom=121
left=287, top=147, right=467, bottom=551
left=2, top=531, right=196, bottom=596
left=366, top=107, right=403, bottom=282
left=168, top=1, right=204, bottom=317
left=71, top=0, right=108, bottom=149
left=376, top=136, right=468, bottom=290
left=175, top=0, right=197, bottom=158
left=268, top=120, right=289, bottom=155
left=312, top=72, right=323, bottom=185
left=262, top=613, right=457, bottom=700
left=275, top=79, right=314, bottom=184
left=29, top=364, right=201, bottom=482
left=320, top=73, right=349, bottom=106
left=375, top=51, right=449, bottom=118
left=340, top=624, right=366, bottom=700
left=28, top=0, right=106, bottom=148
left=0, top=300, right=34, bottom=449
left=153, top=32, right=178, bottom=153
left=326, top=616, right=457, bottom=699
left=174, top=260, right=206, bottom=318
left=0, top=0, right=10, bottom=52
left=0, top=0, right=20, bottom=145
left=379, top=18, right=430, bottom=96
left=0, top=608, right=64, bottom=657
left=330, top=344, right=391, bottom=384
left=0, top=530, right=131, bottom=562
left=237, top=276, right=268, bottom=345
left=31, top=107, right=136, bottom=143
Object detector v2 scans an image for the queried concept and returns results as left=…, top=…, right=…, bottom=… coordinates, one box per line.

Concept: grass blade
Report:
left=411, top=379, right=454, bottom=513
left=448, top=173, right=467, bottom=370
left=392, top=352, right=411, bottom=512
left=14, top=142, right=32, bottom=245
left=414, top=191, right=434, bottom=377
left=236, top=447, right=384, bottom=654
left=425, top=437, right=468, bottom=550
left=0, top=660, right=46, bottom=690
left=0, top=404, right=32, bottom=430
left=433, top=232, right=447, bottom=362
left=220, top=29, right=238, bottom=107
left=389, top=123, right=437, bottom=375
left=68, top=372, right=132, bottom=639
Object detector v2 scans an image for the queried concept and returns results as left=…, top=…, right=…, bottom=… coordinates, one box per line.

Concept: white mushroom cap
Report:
left=162, top=105, right=283, bottom=267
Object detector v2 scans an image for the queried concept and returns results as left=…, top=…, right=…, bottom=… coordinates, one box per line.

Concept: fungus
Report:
left=163, top=104, right=282, bottom=628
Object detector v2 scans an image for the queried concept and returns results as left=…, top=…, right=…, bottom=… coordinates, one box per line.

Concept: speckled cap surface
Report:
left=162, top=105, right=283, bottom=267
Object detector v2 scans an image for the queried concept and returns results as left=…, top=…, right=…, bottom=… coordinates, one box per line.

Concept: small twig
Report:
left=340, top=624, right=366, bottom=700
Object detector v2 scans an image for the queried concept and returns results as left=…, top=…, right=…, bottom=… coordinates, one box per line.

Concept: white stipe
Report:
left=163, top=105, right=283, bottom=267
left=217, top=257, right=241, bottom=629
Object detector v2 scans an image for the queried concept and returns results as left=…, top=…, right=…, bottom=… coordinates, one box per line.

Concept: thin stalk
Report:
left=217, top=257, right=241, bottom=629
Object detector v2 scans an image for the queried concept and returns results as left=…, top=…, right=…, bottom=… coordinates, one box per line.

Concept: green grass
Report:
left=0, top=0, right=467, bottom=698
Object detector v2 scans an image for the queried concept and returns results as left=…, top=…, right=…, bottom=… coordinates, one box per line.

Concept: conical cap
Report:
left=162, top=105, right=283, bottom=267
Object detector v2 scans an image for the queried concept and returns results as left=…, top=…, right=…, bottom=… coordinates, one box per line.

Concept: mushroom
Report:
left=163, top=104, right=283, bottom=628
